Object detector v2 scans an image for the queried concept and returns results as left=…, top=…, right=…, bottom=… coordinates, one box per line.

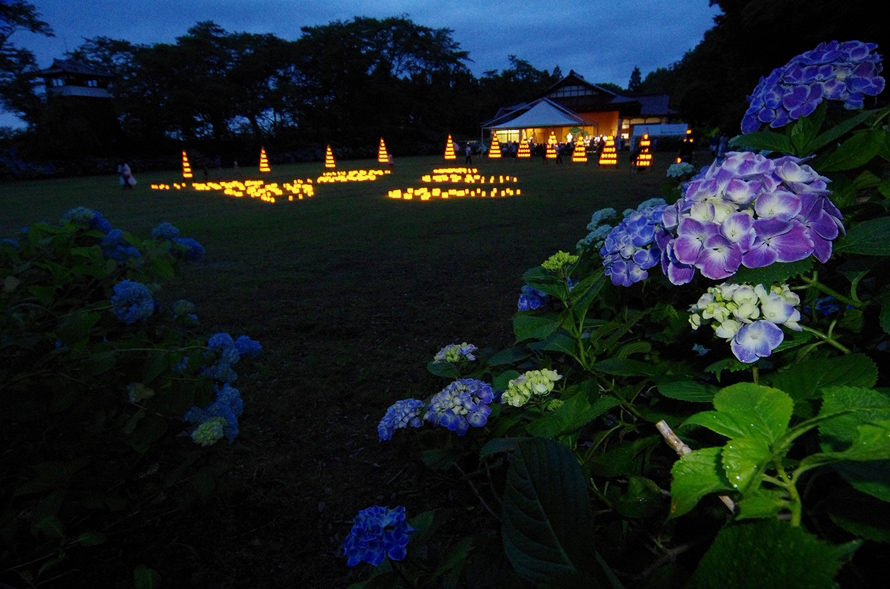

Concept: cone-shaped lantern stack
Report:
left=633, top=134, right=653, bottom=169
left=444, top=135, right=457, bottom=161
left=546, top=132, right=558, bottom=160
left=571, top=139, right=587, bottom=163
left=488, top=134, right=501, bottom=159
left=377, top=138, right=389, bottom=164
left=259, top=147, right=271, bottom=173
left=325, top=145, right=336, bottom=169
left=517, top=138, right=531, bottom=159
left=181, top=150, right=193, bottom=179
left=598, top=136, right=617, bottom=166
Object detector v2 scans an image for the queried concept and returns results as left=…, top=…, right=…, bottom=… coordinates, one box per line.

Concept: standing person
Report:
left=233, top=160, right=243, bottom=178
left=464, top=144, right=473, bottom=165
left=118, top=162, right=136, bottom=190
left=214, top=155, right=222, bottom=179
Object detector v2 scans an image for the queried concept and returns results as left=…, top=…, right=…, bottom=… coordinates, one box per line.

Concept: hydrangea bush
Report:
left=0, top=210, right=261, bottom=584
left=348, top=41, right=890, bottom=588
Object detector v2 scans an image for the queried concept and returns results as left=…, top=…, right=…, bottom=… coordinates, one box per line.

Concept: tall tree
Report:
left=0, top=0, right=53, bottom=125
left=628, top=66, right=643, bottom=93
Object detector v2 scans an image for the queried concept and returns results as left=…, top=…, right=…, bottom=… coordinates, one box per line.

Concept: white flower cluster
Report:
left=501, top=369, right=562, bottom=407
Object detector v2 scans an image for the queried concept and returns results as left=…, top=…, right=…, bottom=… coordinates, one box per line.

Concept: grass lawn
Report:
left=1, top=151, right=703, bottom=587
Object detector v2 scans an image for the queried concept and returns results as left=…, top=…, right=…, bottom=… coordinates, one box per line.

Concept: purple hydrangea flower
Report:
left=518, top=285, right=548, bottom=311
left=742, top=40, right=885, bottom=133
left=378, top=399, right=425, bottom=441
left=730, top=321, right=785, bottom=364
left=600, top=199, right=667, bottom=286
left=110, top=280, right=154, bottom=324
left=60, top=207, right=112, bottom=233
left=658, top=152, right=841, bottom=284
left=424, top=379, right=494, bottom=436
left=343, top=506, right=414, bottom=567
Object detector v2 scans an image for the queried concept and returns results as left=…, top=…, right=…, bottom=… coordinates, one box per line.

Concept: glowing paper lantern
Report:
left=489, top=134, right=501, bottom=159
left=377, top=138, right=389, bottom=164
left=259, top=147, right=271, bottom=173
left=598, top=136, right=617, bottom=167
left=325, top=145, right=336, bottom=169
left=571, top=140, right=587, bottom=164
left=516, top=139, right=531, bottom=159
left=444, top=134, right=457, bottom=161
left=181, top=151, right=193, bottom=179
left=546, top=131, right=557, bottom=160
left=633, top=134, right=653, bottom=169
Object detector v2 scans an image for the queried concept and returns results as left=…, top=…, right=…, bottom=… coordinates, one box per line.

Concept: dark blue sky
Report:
left=3, top=0, right=721, bottom=127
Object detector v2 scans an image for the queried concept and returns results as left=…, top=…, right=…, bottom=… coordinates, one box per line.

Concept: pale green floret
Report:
left=127, top=382, right=155, bottom=402
left=191, top=417, right=227, bottom=446
left=502, top=369, right=562, bottom=407
left=541, top=251, right=578, bottom=272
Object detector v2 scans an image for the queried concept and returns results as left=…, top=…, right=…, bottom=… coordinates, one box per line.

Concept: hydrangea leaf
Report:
left=764, top=353, right=878, bottom=406
left=512, top=313, right=560, bottom=342
left=656, top=380, right=718, bottom=403
left=567, top=268, right=606, bottom=315
left=669, top=447, right=734, bottom=518
left=527, top=330, right=579, bottom=359
left=686, top=519, right=844, bottom=589
left=806, top=108, right=875, bottom=153
left=734, top=488, right=788, bottom=520
left=486, top=346, right=530, bottom=366
left=527, top=388, right=621, bottom=439
left=729, top=131, right=794, bottom=154
left=711, top=383, right=793, bottom=444
left=818, top=386, right=890, bottom=501
left=521, top=266, right=567, bottom=298
left=134, top=565, right=162, bottom=589
left=815, top=129, right=886, bottom=173
left=825, top=487, right=890, bottom=544
left=730, top=258, right=812, bottom=285
left=721, top=436, right=772, bottom=494
left=425, top=361, right=459, bottom=379
left=501, top=438, right=599, bottom=584
left=593, top=357, right=662, bottom=377
left=614, top=476, right=666, bottom=518
left=834, top=216, right=890, bottom=256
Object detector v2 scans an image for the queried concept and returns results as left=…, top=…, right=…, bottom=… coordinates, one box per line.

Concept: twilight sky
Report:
left=3, top=0, right=721, bottom=126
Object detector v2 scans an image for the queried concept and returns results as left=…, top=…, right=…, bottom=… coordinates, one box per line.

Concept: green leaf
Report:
left=522, top=266, right=565, bottom=298
left=815, top=128, right=885, bottom=172
left=799, top=421, right=890, bottom=473
left=567, top=269, right=606, bottom=317
left=487, top=346, right=531, bottom=366
left=734, top=488, right=788, bottom=520
left=825, top=487, right=890, bottom=543
left=134, top=565, right=162, bottom=589
left=835, top=216, right=890, bottom=255
left=593, top=357, right=660, bottom=377
left=56, top=309, right=100, bottom=346
left=614, top=476, right=665, bottom=518
left=819, top=386, right=890, bottom=501
left=669, top=447, right=734, bottom=518
left=501, top=438, right=598, bottom=584
left=426, top=361, right=459, bottom=379
left=527, top=390, right=621, bottom=439
left=589, top=435, right=660, bottom=478
left=729, top=131, right=794, bottom=154
left=656, top=380, right=717, bottom=403
left=34, top=515, right=65, bottom=539
left=721, top=436, right=772, bottom=494
left=730, top=258, right=812, bottom=285
left=683, top=383, right=793, bottom=444
left=527, top=331, right=578, bottom=358
left=513, top=313, right=560, bottom=342
left=492, top=369, right=521, bottom=393
left=686, top=519, right=844, bottom=589
left=765, top=353, right=878, bottom=405
left=76, top=531, right=107, bottom=546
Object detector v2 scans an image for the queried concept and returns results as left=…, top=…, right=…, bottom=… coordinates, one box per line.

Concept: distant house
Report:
left=483, top=70, right=681, bottom=148
left=37, top=59, right=113, bottom=99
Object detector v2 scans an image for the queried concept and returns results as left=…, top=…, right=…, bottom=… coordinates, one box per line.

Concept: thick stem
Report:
left=799, top=325, right=852, bottom=354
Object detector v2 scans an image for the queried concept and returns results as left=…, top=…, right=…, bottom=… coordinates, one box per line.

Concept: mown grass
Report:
left=2, top=151, right=699, bottom=587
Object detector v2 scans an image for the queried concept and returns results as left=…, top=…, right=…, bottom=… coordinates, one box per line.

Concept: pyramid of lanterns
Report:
left=444, top=135, right=457, bottom=161
left=181, top=151, right=193, bottom=179
left=324, top=145, right=336, bottom=169
left=259, top=147, right=271, bottom=173
left=377, top=138, right=390, bottom=165
left=571, top=139, right=587, bottom=163
left=516, top=135, right=531, bottom=159
left=598, top=136, right=617, bottom=166
left=488, top=134, right=501, bottom=159
left=546, top=131, right=558, bottom=160
left=632, top=134, right=653, bottom=170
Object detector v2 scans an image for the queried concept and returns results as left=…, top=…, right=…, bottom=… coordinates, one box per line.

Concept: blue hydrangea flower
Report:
left=100, top=228, right=142, bottom=262
left=0, top=237, right=20, bottom=248
left=183, top=383, right=243, bottom=443
left=518, top=285, right=548, bottom=311
left=424, top=379, right=494, bottom=436
left=60, top=207, right=112, bottom=233
left=207, top=333, right=240, bottom=365
left=742, top=40, right=885, bottom=133
left=378, top=399, right=425, bottom=441
left=110, top=280, right=154, bottom=324
left=343, top=506, right=414, bottom=567
left=600, top=199, right=667, bottom=286
left=433, top=342, right=477, bottom=363
left=151, top=222, right=180, bottom=239
left=234, top=335, right=262, bottom=358
left=172, top=237, right=205, bottom=261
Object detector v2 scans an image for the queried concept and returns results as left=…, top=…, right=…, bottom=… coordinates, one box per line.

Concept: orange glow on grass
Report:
left=316, top=169, right=391, bottom=183
left=389, top=167, right=520, bottom=201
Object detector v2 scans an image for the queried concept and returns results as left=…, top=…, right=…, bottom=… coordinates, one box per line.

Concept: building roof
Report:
left=37, top=59, right=112, bottom=79
left=483, top=98, right=585, bottom=129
